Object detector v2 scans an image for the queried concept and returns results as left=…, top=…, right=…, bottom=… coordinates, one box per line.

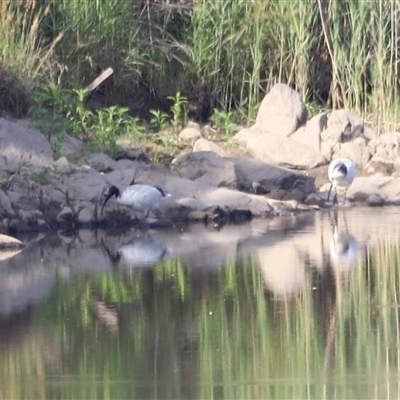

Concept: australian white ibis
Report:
left=327, top=158, right=356, bottom=205
left=101, top=174, right=171, bottom=218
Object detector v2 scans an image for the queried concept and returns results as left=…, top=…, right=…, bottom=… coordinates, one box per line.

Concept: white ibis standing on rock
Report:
left=327, top=158, right=356, bottom=205
left=101, top=174, right=171, bottom=218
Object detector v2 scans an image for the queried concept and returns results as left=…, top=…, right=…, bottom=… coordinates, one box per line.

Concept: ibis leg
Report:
left=131, top=213, right=140, bottom=225
left=327, top=184, right=333, bottom=202
left=333, top=191, right=338, bottom=206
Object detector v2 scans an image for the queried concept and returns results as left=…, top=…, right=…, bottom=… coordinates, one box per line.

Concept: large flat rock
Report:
left=234, top=126, right=326, bottom=169
left=0, top=118, right=53, bottom=172
left=173, top=151, right=316, bottom=201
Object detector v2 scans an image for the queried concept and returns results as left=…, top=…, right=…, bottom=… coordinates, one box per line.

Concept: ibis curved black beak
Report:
left=327, top=183, right=333, bottom=202
left=101, top=186, right=120, bottom=215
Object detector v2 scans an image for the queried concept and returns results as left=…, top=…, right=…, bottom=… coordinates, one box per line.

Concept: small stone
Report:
left=17, top=209, right=38, bottom=225
left=368, top=193, right=384, bottom=206
left=304, top=192, right=325, bottom=207
left=53, top=156, right=76, bottom=175
left=179, top=127, right=202, bottom=144
left=56, top=206, right=74, bottom=222
left=186, top=121, right=201, bottom=130
left=187, top=210, right=207, bottom=221
left=37, top=219, right=51, bottom=231
left=86, top=153, right=117, bottom=173
left=77, top=208, right=93, bottom=224
left=202, top=125, right=218, bottom=139
left=193, top=138, right=228, bottom=157
left=116, top=148, right=150, bottom=163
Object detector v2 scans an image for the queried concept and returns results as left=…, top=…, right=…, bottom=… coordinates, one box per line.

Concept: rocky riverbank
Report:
left=1, top=83, right=399, bottom=234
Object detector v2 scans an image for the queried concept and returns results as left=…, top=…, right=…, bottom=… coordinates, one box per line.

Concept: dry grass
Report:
left=1, top=0, right=400, bottom=131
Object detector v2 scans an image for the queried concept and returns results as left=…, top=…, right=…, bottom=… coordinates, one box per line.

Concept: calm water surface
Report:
left=2, top=207, right=400, bottom=399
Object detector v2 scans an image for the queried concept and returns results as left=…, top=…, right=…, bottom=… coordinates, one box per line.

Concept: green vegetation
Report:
left=150, top=110, right=169, bottom=131
left=30, top=83, right=189, bottom=161
left=30, top=82, right=69, bottom=159
left=30, top=167, right=52, bottom=184
left=1, top=0, right=400, bottom=134
left=210, top=109, right=235, bottom=140
left=30, top=83, right=151, bottom=158
left=167, top=92, right=188, bottom=130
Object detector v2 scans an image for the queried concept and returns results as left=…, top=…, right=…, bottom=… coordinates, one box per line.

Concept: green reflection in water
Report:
left=1, top=241, right=400, bottom=399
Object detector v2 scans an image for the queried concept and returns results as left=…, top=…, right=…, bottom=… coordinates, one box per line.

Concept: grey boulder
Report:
left=255, top=83, right=308, bottom=136
left=234, top=126, right=326, bottom=169
left=172, top=151, right=316, bottom=201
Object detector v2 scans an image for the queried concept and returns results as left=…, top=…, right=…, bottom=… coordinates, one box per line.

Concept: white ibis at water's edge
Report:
left=101, top=176, right=171, bottom=218
left=327, top=158, right=356, bottom=205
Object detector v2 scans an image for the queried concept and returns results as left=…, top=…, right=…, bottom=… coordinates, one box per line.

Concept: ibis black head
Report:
left=154, top=185, right=169, bottom=198
left=335, top=163, right=348, bottom=176
left=101, top=186, right=120, bottom=215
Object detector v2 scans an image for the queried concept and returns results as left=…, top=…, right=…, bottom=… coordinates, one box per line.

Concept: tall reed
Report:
left=318, top=0, right=400, bottom=131
left=0, top=0, right=61, bottom=115
left=0, top=1, right=60, bottom=81
left=2, top=0, right=400, bottom=130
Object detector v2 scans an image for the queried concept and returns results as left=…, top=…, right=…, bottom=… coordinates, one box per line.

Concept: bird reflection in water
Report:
left=329, top=209, right=359, bottom=272
left=259, top=245, right=306, bottom=299
left=101, top=235, right=169, bottom=268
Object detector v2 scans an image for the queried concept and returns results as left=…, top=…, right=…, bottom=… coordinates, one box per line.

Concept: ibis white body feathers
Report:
left=101, top=183, right=171, bottom=218
left=117, top=184, right=170, bottom=216
left=327, top=158, right=356, bottom=204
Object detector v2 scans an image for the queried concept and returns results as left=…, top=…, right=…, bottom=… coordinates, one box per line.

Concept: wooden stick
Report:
left=86, top=67, right=114, bottom=92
